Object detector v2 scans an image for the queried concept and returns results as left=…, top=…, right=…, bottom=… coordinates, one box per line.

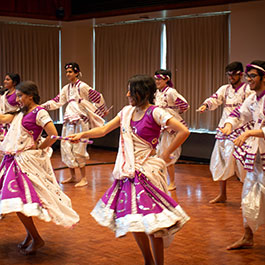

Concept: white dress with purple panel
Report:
left=202, top=83, right=253, bottom=182
left=0, top=91, right=20, bottom=140
left=0, top=107, right=79, bottom=227
left=91, top=105, right=189, bottom=245
left=155, top=86, right=189, bottom=165
left=42, top=79, right=107, bottom=168
left=225, top=92, right=265, bottom=232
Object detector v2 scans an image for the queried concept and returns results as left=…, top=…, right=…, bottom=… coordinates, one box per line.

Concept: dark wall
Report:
left=0, top=0, right=253, bottom=21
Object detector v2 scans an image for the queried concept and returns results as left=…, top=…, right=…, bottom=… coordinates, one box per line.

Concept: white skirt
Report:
left=210, top=139, right=246, bottom=182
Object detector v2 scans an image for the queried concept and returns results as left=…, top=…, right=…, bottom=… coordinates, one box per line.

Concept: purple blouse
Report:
left=130, top=106, right=161, bottom=148
left=6, top=92, right=19, bottom=107
left=22, top=107, right=50, bottom=141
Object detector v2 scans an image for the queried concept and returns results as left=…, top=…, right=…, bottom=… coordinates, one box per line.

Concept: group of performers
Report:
left=0, top=59, right=264, bottom=264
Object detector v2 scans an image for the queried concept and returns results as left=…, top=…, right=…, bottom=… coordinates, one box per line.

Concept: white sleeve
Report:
left=41, top=85, right=68, bottom=111
left=169, top=89, right=189, bottom=113
left=36, top=109, right=53, bottom=128
left=81, top=83, right=108, bottom=117
left=203, top=85, right=227, bottom=111
left=225, top=95, right=254, bottom=129
left=153, top=107, right=173, bottom=126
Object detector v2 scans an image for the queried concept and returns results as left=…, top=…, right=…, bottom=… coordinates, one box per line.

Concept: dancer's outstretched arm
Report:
left=68, top=115, right=120, bottom=142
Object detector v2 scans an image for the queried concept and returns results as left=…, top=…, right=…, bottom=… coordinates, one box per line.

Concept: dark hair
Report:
left=154, top=69, right=173, bottom=87
left=16, top=81, right=40, bottom=104
left=6, top=73, right=20, bottom=86
left=225, top=62, right=243, bottom=73
left=246, top=60, right=265, bottom=77
left=0, top=73, right=21, bottom=95
left=64, top=62, right=80, bottom=74
left=154, top=69, right=172, bottom=80
left=128, top=75, right=157, bottom=106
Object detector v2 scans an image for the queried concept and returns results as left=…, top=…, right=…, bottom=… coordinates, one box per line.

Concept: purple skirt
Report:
left=0, top=155, right=42, bottom=215
left=91, top=170, right=190, bottom=238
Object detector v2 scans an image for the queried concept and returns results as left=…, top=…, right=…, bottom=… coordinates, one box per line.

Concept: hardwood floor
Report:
left=0, top=147, right=264, bottom=265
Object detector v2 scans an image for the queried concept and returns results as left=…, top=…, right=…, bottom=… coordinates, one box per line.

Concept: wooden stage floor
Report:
left=0, top=147, right=264, bottom=265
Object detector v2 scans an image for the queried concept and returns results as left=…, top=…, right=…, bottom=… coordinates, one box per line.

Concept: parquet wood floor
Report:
left=0, top=147, right=264, bottom=265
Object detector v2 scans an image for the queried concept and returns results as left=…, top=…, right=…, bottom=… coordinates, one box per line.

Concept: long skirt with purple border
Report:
left=0, top=155, right=48, bottom=218
left=91, top=170, right=190, bottom=238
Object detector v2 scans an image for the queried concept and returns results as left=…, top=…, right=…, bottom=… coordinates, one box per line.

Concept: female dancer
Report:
left=69, top=75, right=190, bottom=265
left=0, top=73, right=20, bottom=140
left=0, top=81, right=80, bottom=255
left=42, top=62, right=108, bottom=187
left=154, top=69, right=189, bottom=191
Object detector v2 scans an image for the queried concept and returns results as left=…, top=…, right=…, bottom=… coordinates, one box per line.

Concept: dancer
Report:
left=42, top=62, right=108, bottom=187
left=0, top=73, right=20, bottom=140
left=69, top=75, right=190, bottom=265
left=154, top=69, right=189, bottom=191
left=197, top=62, right=253, bottom=203
left=220, top=61, right=265, bottom=249
left=0, top=81, right=80, bottom=255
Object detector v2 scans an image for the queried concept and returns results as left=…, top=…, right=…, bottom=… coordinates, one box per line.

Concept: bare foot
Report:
left=209, top=194, right=227, bottom=204
left=61, top=177, right=77, bottom=184
left=20, top=238, right=45, bottom=255
left=75, top=178, right=88, bottom=187
left=168, top=184, right=176, bottom=191
left=17, top=234, right=32, bottom=249
left=227, top=236, right=253, bottom=250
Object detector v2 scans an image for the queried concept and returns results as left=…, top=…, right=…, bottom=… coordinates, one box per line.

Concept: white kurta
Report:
left=155, top=86, right=189, bottom=165
left=203, top=83, right=253, bottom=181
left=42, top=79, right=107, bottom=168
left=0, top=91, right=19, bottom=114
left=225, top=92, right=265, bottom=232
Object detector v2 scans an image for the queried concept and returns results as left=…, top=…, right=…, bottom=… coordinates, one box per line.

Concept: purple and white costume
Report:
left=202, top=83, right=253, bottom=182
left=155, top=86, right=189, bottom=165
left=225, top=92, right=265, bottom=232
left=0, top=91, right=20, bottom=140
left=91, top=105, right=190, bottom=246
left=0, top=107, right=79, bottom=227
left=42, top=79, right=107, bottom=168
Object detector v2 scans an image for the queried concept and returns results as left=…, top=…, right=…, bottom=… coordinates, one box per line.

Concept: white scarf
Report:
left=0, top=112, right=35, bottom=155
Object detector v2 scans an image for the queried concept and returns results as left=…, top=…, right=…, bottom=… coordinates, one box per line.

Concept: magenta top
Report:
left=22, top=107, right=47, bottom=141
left=130, top=106, right=161, bottom=148
left=6, top=92, right=19, bottom=107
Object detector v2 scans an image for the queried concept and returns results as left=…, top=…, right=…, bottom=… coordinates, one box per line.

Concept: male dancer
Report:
left=42, top=62, right=108, bottom=187
left=197, top=62, right=252, bottom=203
left=221, top=60, right=265, bottom=249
